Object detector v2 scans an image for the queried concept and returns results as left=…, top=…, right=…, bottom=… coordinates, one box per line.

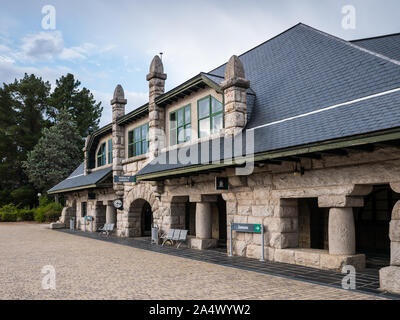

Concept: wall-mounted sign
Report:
left=230, top=223, right=265, bottom=262
left=113, top=199, right=123, bottom=210
left=215, top=177, right=229, bottom=190
left=231, top=223, right=261, bottom=233
left=114, top=175, right=136, bottom=183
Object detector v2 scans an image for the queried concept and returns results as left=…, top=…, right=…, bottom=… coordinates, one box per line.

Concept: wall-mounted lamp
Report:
left=185, top=178, right=194, bottom=188
left=293, top=163, right=305, bottom=177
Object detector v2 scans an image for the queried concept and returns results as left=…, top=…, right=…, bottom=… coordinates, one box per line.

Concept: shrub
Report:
left=0, top=204, right=18, bottom=222
left=34, top=202, right=63, bottom=222
left=39, top=194, right=52, bottom=207
left=34, top=207, right=46, bottom=223
left=17, top=208, right=35, bottom=222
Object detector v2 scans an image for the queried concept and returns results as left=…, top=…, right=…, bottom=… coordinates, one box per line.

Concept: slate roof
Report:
left=351, top=33, right=400, bottom=62
left=136, top=23, right=400, bottom=178
left=50, top=23, right=400, bottom=188
left=48, top=163, right=112, bottom=194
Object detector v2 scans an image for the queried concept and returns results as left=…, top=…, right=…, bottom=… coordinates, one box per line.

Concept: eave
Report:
left=155, top=73, right=223, bottom=107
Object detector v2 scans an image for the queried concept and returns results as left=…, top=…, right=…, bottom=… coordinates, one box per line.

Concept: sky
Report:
left=0, top=0, right=399, bottom=127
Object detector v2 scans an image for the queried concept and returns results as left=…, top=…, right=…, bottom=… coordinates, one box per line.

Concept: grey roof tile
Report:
left=48, top=163, right=112, bottom=193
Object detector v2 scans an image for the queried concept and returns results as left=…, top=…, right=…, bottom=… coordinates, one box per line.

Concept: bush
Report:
left=39, top=194, right=52, bottom=207
left=34, top=202, right=63, bottom=223
left=0, top=204, right=18, bottom=222
left=17, top=208, right=34, bottom=222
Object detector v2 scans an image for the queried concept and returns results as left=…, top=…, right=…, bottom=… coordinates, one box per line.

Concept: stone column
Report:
left=328, top=208, right=355, bottom=255
left=83, top=135, right=91, bottom=176
left=189, top=195, right=218, bottom=250
left=146, top=55, right=167, bottom=160
left=196, top=202, right=212, bottom=239
left=106, top=202, right=117, bottom=225
left=318, top=195, right=365, bottom=270
left=221, top=55, right=250, bottom=136
left=111, top=85, right=127, bottom=198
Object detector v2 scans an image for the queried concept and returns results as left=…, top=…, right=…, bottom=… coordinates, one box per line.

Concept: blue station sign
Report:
left=114, top=175, right=136, bottom=183
left=231, top=223, right=261, bottom=233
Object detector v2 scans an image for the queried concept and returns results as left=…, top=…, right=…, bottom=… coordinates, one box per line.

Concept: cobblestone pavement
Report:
left=0, top=223, right=386, bottom=300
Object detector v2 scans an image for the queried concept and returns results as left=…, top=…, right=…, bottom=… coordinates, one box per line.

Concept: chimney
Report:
left=111, top=84, right=127, bottom=197
left=221, top=55, right=250, bottom=136
left=146, top=55, right=167, bottom=159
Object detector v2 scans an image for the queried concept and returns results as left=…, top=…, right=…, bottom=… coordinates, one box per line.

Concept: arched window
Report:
left=97, top=143, right=106, bottom=167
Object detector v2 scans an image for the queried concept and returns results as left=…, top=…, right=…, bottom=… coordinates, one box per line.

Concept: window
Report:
left=81, top=202, right=87, bottom=217
left=108, top=139, right=113, bottom=164
left=198, top=96, right=223, bottom=138
left=97, top=143, right=106, bottom=167
left=170, top=105, right=191, bottom=146
left=128, top=123, right=149, bottom=158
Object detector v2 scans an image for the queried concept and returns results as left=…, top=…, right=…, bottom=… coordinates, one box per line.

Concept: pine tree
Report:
left=48, top=73, right=103, bottom=139
left=23, top=108, right=83, bottom=192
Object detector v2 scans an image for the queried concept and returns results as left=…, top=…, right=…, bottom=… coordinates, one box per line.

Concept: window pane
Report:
left=170, top=112, right=177, bottom=129
left=142, top=141, right=148, bottom=154
left=211, top=97, right=223, bottom=113
left=135, top=142, right=141, bottom=156
left=128, top=131, right=133, bottom=144
left=170, top=130, right=177, bottom=146
left=141, top=125, right=148, bottom=140
left=185, top=124, right=191, bottom=142
left=198, top=98, right=210, bottom=118
left=177, top=126, right=184, bottom=144
left=199, top=118, right=210, bottom=138
left=177, top=108, right=184, bottom=126
left=212, top=113, right=223, bottom=134
left=185, top=106, right=191, bottom=124
left=134, top=128, right=141, bottom=142
left=128, top=145, right=134, bottom=158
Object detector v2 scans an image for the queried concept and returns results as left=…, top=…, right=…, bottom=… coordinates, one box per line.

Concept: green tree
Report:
left=48, top=73, right=103, bottom=139
left=23, top=108, right=83, bottom=192
left=0, top=74, right=51, bottom=206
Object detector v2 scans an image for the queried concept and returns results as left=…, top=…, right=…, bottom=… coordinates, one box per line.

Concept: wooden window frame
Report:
left=128, top=123, right=149, bottom=158
left=169, top=104, right=191, bottom=146
left=197, top=95, right=224, bottom=138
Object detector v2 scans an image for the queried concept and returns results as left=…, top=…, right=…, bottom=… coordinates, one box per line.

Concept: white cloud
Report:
left=20, top=31, right=64, bottom=61
left=0, top=59, right=71, bottom=86
left=14, top=31, right=115, bottom=62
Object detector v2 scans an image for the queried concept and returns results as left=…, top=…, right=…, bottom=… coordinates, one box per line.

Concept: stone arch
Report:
left=120, top=183, right=161, bottom=237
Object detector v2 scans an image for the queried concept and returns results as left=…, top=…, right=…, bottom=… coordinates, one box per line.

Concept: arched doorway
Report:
left=128, top=199, right=153, bottom=237
left=141, top=201, right=153, bottom=237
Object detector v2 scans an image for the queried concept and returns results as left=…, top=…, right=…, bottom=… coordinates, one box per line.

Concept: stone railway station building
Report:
left=49, top=24, right=400, bottom=294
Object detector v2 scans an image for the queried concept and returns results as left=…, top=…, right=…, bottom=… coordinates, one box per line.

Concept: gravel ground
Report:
left=0, top=223, right=386, bottom=300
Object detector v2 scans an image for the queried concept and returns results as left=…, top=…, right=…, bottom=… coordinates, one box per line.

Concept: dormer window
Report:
left=128, top=123, right=149, bottom=158
left=170, top=105, right=191, bottom=146
left=97, top=142, right=106, bottom=167
left=198, top=96, right=223, bottom=138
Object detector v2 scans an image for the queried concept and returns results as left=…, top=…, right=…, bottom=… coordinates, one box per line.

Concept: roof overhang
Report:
left=47, top=170, right=113, bottom=194
left=117, top=103, right=149, bottom=126
left=136, top=128, right=400, bottom=181
left=155, top=73, right=223, bottom=108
